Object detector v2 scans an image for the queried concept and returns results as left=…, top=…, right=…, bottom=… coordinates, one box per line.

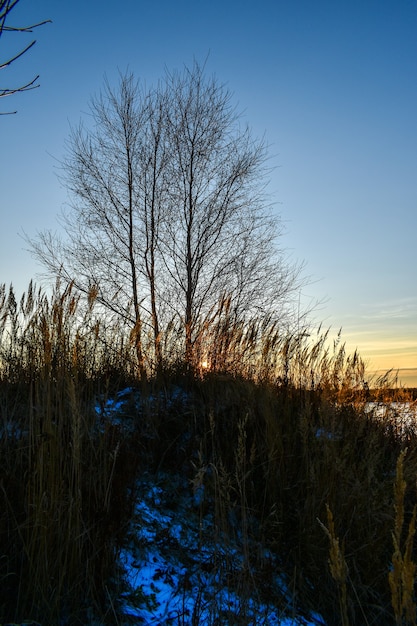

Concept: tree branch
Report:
left=0, top=0, right=50, bottom=113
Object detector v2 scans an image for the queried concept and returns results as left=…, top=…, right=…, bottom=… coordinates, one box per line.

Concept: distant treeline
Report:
left=365, top=387, right=417, bottom=401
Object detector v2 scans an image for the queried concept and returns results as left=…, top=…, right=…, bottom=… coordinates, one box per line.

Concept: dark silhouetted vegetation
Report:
left=1, top=281, right=416, bottom=624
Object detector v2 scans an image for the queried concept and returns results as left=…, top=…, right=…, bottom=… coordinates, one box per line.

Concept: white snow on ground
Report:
left=116, top=473, right=325, bottom=625
left=96, top=389, right=417, bottom=624
left=96, top=388, right=326, bottom=625
left=365, top=401, right=417, bottom=438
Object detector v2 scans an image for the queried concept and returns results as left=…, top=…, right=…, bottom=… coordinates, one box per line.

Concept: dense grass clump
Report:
left=0, top=283, right=141, bottom=623
left=0, top=282, right=416, bottom=624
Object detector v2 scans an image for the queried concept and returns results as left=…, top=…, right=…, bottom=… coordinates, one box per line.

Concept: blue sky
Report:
left=1, top=0, right=416, bottom=385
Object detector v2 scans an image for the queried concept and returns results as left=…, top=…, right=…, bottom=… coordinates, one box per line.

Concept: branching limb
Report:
left=0, top=0, right=50, bottom=113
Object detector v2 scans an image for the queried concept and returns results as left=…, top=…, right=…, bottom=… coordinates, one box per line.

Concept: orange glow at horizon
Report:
left=341, top=335, right=417, bottom=388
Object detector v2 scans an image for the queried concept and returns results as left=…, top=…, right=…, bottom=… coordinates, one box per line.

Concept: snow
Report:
left=95, top=387, right=326, bottom=623
left=117, top=472, right=325, bottom=625
left=365, top=401, right=417, bottom=438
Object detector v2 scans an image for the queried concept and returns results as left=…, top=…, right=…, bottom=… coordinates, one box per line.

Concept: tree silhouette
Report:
left=30, top=63, right=305, bottom=373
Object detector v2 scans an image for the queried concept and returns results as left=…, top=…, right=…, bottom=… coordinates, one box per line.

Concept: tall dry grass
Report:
left=0, top=282, right=141, bottom=623
left=1, top=280, right=416, bottom=624
left=171, top=317, right=417, bottom=624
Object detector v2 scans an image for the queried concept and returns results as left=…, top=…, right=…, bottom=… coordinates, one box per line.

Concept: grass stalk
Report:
left=389, top=449, right=417, bottom=626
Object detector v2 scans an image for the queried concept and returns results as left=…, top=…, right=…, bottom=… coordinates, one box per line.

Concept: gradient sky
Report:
left=1, top=0, right=416, bottom=385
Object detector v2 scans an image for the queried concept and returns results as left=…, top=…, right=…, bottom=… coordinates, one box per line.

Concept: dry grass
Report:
left=1, top=281, right=416, bottom=624
left=389, top=449, right=417, bottom=625
left=0, top=282, right=140, bottom=623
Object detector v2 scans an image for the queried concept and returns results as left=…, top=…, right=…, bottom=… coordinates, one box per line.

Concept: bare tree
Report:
left=159, top=64, right=303, bottom=364
left=31, top=73, right=169, bottom=375
left=30, top=63, right=304, bottom=372
left=0, top=0, right=50, bottom=114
